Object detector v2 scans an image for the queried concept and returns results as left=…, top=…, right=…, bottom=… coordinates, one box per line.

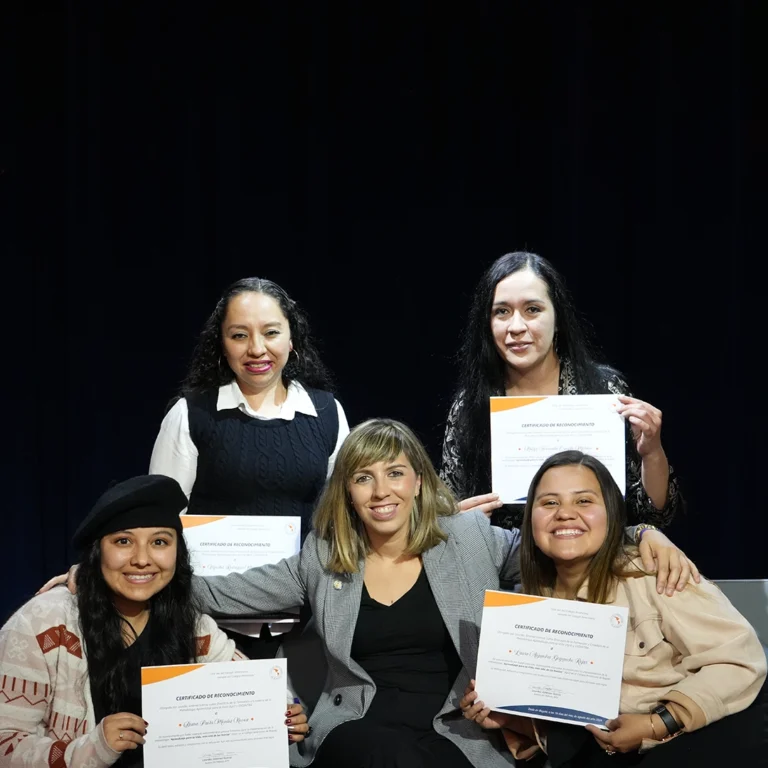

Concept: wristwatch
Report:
left=652, top=704, right=682, bottom=736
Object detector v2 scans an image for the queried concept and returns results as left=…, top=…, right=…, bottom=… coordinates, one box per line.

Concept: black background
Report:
left=2, top=1, right=763, bottom=616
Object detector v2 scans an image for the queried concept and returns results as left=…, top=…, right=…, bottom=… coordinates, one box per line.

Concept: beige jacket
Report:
left=505, top=561, right=766, bottom=757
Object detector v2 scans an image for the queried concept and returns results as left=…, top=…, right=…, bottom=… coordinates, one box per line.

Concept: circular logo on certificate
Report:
left=609, top=613, right=624, bottom=628
left=269, top=665, right=283, bottom=680
left=285, top=523, right=297, bottom=535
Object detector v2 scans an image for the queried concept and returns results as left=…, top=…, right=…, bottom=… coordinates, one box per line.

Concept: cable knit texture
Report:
left=186, top=387, right=338, bottom=532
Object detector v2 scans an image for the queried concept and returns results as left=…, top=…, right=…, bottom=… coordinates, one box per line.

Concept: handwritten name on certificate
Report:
left=489, top=394, right=625, bottom=503
left=181, top=516, right=301, bottom=575
left=475, top=592, right=628, bottom=728
left=142, top=658, right=289, bottom=768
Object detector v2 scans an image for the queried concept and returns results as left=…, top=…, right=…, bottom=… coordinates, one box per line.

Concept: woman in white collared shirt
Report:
left=149, top=276, right=349, bottom=531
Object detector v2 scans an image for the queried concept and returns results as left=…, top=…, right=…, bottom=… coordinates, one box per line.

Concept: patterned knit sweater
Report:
left=0, top=589, right=241, bottom=768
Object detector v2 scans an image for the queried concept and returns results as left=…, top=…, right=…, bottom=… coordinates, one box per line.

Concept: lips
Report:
left=551, top=528, right=585, bottom=539
left=123, top=573, right=158, bottom=584
left=369, top=504, right=398, bottom=521
left=506, top=343, right=532, bottom=353
left=244, top=360, right=273, bottom=374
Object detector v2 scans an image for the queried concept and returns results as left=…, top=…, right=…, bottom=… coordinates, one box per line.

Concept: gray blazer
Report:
left=192, top=510, right=521, bottom=767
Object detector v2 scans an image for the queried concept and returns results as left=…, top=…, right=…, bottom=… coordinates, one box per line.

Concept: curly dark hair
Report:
left=77, top=533, right=199, bottom=715
left=180, top=277, right=334, bottom=397
left=448, top=251, right=616, bottom=498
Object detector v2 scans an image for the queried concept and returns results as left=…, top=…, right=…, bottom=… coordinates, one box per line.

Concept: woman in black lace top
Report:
left=441, top=251, right=684, bottom=531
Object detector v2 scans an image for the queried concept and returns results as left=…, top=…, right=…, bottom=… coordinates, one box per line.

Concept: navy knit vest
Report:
left=186, top=387, right=339, bottom=534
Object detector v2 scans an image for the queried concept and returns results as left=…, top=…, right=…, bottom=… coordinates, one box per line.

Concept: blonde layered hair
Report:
left=313, top=419, right=459, bottom=574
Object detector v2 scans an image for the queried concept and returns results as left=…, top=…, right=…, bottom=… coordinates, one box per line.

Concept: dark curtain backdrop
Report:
left=2, top=1, right=763, bottom=617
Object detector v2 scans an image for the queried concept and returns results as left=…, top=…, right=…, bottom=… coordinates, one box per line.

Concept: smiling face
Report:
left=100, top=527, right=178, bottom=612
left=347, top=452, right=422, bottom=547
left=530, top=464, right=608, bottom=567
left=490, top=269, right=558, bottom=375
left=221, top=291, right=292, bottom=395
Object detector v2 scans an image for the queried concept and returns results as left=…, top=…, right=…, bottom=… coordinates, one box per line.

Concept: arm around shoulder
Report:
left=192, top=539, right=316, bottom=618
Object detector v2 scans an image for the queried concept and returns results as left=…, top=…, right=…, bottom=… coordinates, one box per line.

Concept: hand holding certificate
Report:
left=475, top=591, right=628, bottom=728
left=490, top=395, right=626, bottom=503
left=142, top=658, right=290, bottom=768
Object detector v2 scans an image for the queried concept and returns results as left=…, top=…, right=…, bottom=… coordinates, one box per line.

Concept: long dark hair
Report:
left=180, top=277, right=334, bottom=397
left=448, top=251, right=615, bottom=498
left=520, top=450, right=634, bottom=604
left=77, top=534, right=199, bottom=714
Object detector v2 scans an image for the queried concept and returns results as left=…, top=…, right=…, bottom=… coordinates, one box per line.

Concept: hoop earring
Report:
left=291, top=349, right=301, bottom=364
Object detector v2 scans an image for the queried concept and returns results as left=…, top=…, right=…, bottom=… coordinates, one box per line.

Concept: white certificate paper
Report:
left=489, top=394, right=626, bottom=503
left=142, top=658, right=289, bottom=768
left=475, top=591, right=628, bottom=727
left=181, top=516, right=301, bottom=576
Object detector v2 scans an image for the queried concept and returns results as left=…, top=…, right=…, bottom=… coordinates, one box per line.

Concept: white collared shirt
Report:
left=149, top=380, right=350, bottom=497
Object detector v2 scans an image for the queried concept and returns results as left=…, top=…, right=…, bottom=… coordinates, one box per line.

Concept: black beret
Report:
left=72, top=474, right=187, bottom=551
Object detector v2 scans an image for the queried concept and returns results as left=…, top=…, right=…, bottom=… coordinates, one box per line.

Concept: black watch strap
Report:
left=652, top=705, right=682, bottom=736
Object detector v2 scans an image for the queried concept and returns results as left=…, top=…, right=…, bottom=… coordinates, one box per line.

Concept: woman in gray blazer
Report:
left=192, top=419, right=697, bottom=768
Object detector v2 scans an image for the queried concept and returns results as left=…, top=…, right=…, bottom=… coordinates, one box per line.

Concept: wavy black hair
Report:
left=77, top=533, right=199, bottom=715
left=180, top=277, right=334, bottom=397
left=448, top=251, right=616, bottom=498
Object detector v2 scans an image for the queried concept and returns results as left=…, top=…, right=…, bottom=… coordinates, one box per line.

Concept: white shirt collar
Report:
left=216, top=380, right=318, bottom=420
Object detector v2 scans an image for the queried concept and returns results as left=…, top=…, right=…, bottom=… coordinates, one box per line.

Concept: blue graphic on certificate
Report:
left=475, top=591, right=628, bottom=728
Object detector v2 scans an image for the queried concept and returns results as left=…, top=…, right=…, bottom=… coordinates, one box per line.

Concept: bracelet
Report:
left=649, top=713, right=658, bottom=740
left=634, top=524, right=659, bottom=544
left=652, top=704, right=682, bottom=736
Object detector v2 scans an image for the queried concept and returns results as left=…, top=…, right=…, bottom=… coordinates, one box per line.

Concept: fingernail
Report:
left=285, top=711, right=292, bottom=717
left=286, top=718, right=292, bottom=724
left=293, top=697, right=301, bottom=704
left=287, top=725, right=297, bottom=731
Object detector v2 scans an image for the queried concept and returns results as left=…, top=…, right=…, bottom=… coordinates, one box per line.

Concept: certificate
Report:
left=182, top=516, right=302, bottom=633
left=142, top=658, right=289, bottom=768
left=490, top=394, right=626, bottom=503
left=181, top=516, right=301, bottom=576
left=475, top=591, right=628, bottom=727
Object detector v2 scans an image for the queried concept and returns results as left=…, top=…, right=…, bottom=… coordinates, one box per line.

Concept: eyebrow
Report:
left=534, top=489, right=598, bottom=500
left=225, top=321, right=283, bottom=331
left=492, top=297, right=546, bottom=307
left=353, top=463, right=409, bottom=474
left=113, top=529, right=176, bottom=536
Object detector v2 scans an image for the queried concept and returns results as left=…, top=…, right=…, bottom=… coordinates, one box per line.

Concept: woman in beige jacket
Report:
left=461, top=450, right=766, bottom=766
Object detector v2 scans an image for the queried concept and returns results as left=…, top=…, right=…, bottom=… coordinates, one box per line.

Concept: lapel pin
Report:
left=333, top=579, right=343, bottom=590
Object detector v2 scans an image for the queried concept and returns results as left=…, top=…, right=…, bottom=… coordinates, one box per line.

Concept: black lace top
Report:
left=440, top=359, right=683, bottom=529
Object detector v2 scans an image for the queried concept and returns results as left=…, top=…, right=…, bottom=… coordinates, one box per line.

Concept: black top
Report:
left=351, top=569, right=462, bottom=698
left=90, top=616, right=153, bottom=768
left=186, top=387, right=339, bottom=533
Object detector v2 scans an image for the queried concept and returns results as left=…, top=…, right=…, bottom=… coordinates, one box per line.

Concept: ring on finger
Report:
left=605, top=748, right=616, bottom=755
left=119, top=731, right=124, bottom=740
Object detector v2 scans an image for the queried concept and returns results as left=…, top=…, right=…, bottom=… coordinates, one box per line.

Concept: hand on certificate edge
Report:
left=586, top=713, right=654, bottom=754
left=459, top=679, right=520, bottom=731
left=286, top=702, right=309, bottom=743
